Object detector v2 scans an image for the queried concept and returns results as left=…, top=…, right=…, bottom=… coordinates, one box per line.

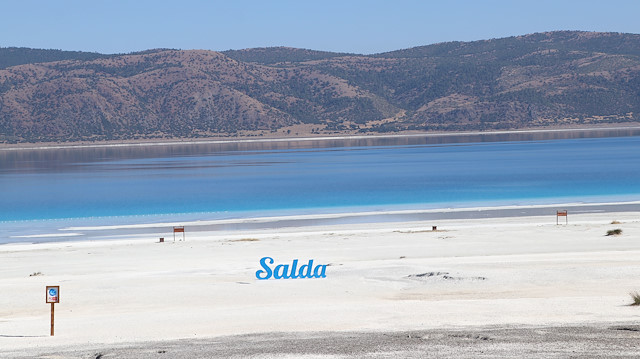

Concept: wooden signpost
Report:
left=173, top=226, right=185, bottom=241
left=557, top=210, right=568, bottom=225
left=46, top=286, right=59, bottom=336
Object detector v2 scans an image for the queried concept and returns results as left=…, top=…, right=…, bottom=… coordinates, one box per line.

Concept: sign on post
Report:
left=46, top=286, right=59, bottom=303
left=173, top=226, right=185, bottom=241
left=46, top=286, right=59, bottom=336
left=556, top=210, right=568, bottom=225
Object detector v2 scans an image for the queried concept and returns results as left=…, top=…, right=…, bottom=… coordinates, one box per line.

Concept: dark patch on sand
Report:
left=408, top=272, right=487, bottom=281
left=611, top=326, right=640, bottom=332
left=7, top=324, right=640, bottom=358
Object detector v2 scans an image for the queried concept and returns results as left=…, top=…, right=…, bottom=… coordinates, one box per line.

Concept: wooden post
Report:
left=46, top=285, right=59, bottom=336
left=50, top=302, right=55, bottom=336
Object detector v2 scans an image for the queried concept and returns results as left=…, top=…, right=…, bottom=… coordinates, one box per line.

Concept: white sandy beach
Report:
left=1, top=208, right=640, bottom=356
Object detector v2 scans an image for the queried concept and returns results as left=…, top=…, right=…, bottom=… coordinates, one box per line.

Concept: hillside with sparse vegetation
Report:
left=1, top=31, right=640, bottom=143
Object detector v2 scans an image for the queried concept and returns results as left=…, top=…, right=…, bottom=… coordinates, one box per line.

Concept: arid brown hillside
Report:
left=0, top=49, right=393, bottom=142
left=1, top=31, right=640, bottom=143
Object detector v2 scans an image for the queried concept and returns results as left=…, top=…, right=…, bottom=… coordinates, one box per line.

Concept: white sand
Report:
left=1, top=210, right=640, bottom=352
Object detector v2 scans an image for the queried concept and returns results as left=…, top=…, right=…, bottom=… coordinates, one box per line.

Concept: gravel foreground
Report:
left=4, top=324, right=640, bottom=359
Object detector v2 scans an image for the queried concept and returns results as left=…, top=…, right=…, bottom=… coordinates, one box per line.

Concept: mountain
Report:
left=0, top=47, right=109, bottom=70
left=222, top=47, right=353, bottom=64
left=1, top=31, right=640, bottom=143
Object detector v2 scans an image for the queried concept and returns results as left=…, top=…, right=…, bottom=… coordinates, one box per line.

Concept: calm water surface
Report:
left=2, top=130, right=640, bottom=224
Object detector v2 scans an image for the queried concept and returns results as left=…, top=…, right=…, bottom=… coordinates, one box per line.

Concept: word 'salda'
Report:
left=256, top=257, right=327, bottom=280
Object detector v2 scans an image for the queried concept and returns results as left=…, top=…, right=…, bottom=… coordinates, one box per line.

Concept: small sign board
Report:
left=173, top=226, right=185, bottom=233
left=556, top=210, right=568, bottom=225
left=46, top=286, right=60, bottom=303
left=173, top=226, right=185, bottom=241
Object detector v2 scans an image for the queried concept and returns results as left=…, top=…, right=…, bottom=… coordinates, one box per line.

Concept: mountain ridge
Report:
left=1, top=31, right=639, bottom=143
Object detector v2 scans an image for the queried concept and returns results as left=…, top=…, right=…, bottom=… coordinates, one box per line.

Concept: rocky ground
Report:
left=5, top=324, right=640, bottom=358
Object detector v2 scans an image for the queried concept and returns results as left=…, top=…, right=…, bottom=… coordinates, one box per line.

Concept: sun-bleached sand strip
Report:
left=5, top=201, right=639, bottom=247
left=1, top=210, right=639, bottom=354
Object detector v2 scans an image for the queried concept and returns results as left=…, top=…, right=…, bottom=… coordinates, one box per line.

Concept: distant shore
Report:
left=2, top=125, right=640, bottom=151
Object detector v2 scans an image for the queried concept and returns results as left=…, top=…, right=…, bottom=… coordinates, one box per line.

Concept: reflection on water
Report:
left=1, top=128, right=640, bottom=224
left=2, top=128, right=640, bottom=173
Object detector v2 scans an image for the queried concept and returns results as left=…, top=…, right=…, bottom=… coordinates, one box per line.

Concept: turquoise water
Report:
left=1, top=133, right=640, bottom=223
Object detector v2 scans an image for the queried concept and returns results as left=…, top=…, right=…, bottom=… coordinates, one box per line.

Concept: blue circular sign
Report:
left=49, top=288, right=57, bottom=296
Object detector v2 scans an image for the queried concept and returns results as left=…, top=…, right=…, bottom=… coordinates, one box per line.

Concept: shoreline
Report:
left=3, top=200, right=640, bottom=245
left=2, top=125, right=640, bottom=151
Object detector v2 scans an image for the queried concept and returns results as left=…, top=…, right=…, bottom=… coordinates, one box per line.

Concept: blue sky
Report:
left=2, top=0, right=639, bottom=54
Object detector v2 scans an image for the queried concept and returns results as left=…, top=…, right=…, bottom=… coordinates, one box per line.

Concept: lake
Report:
left=1, top=128, right=640, bottom=243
